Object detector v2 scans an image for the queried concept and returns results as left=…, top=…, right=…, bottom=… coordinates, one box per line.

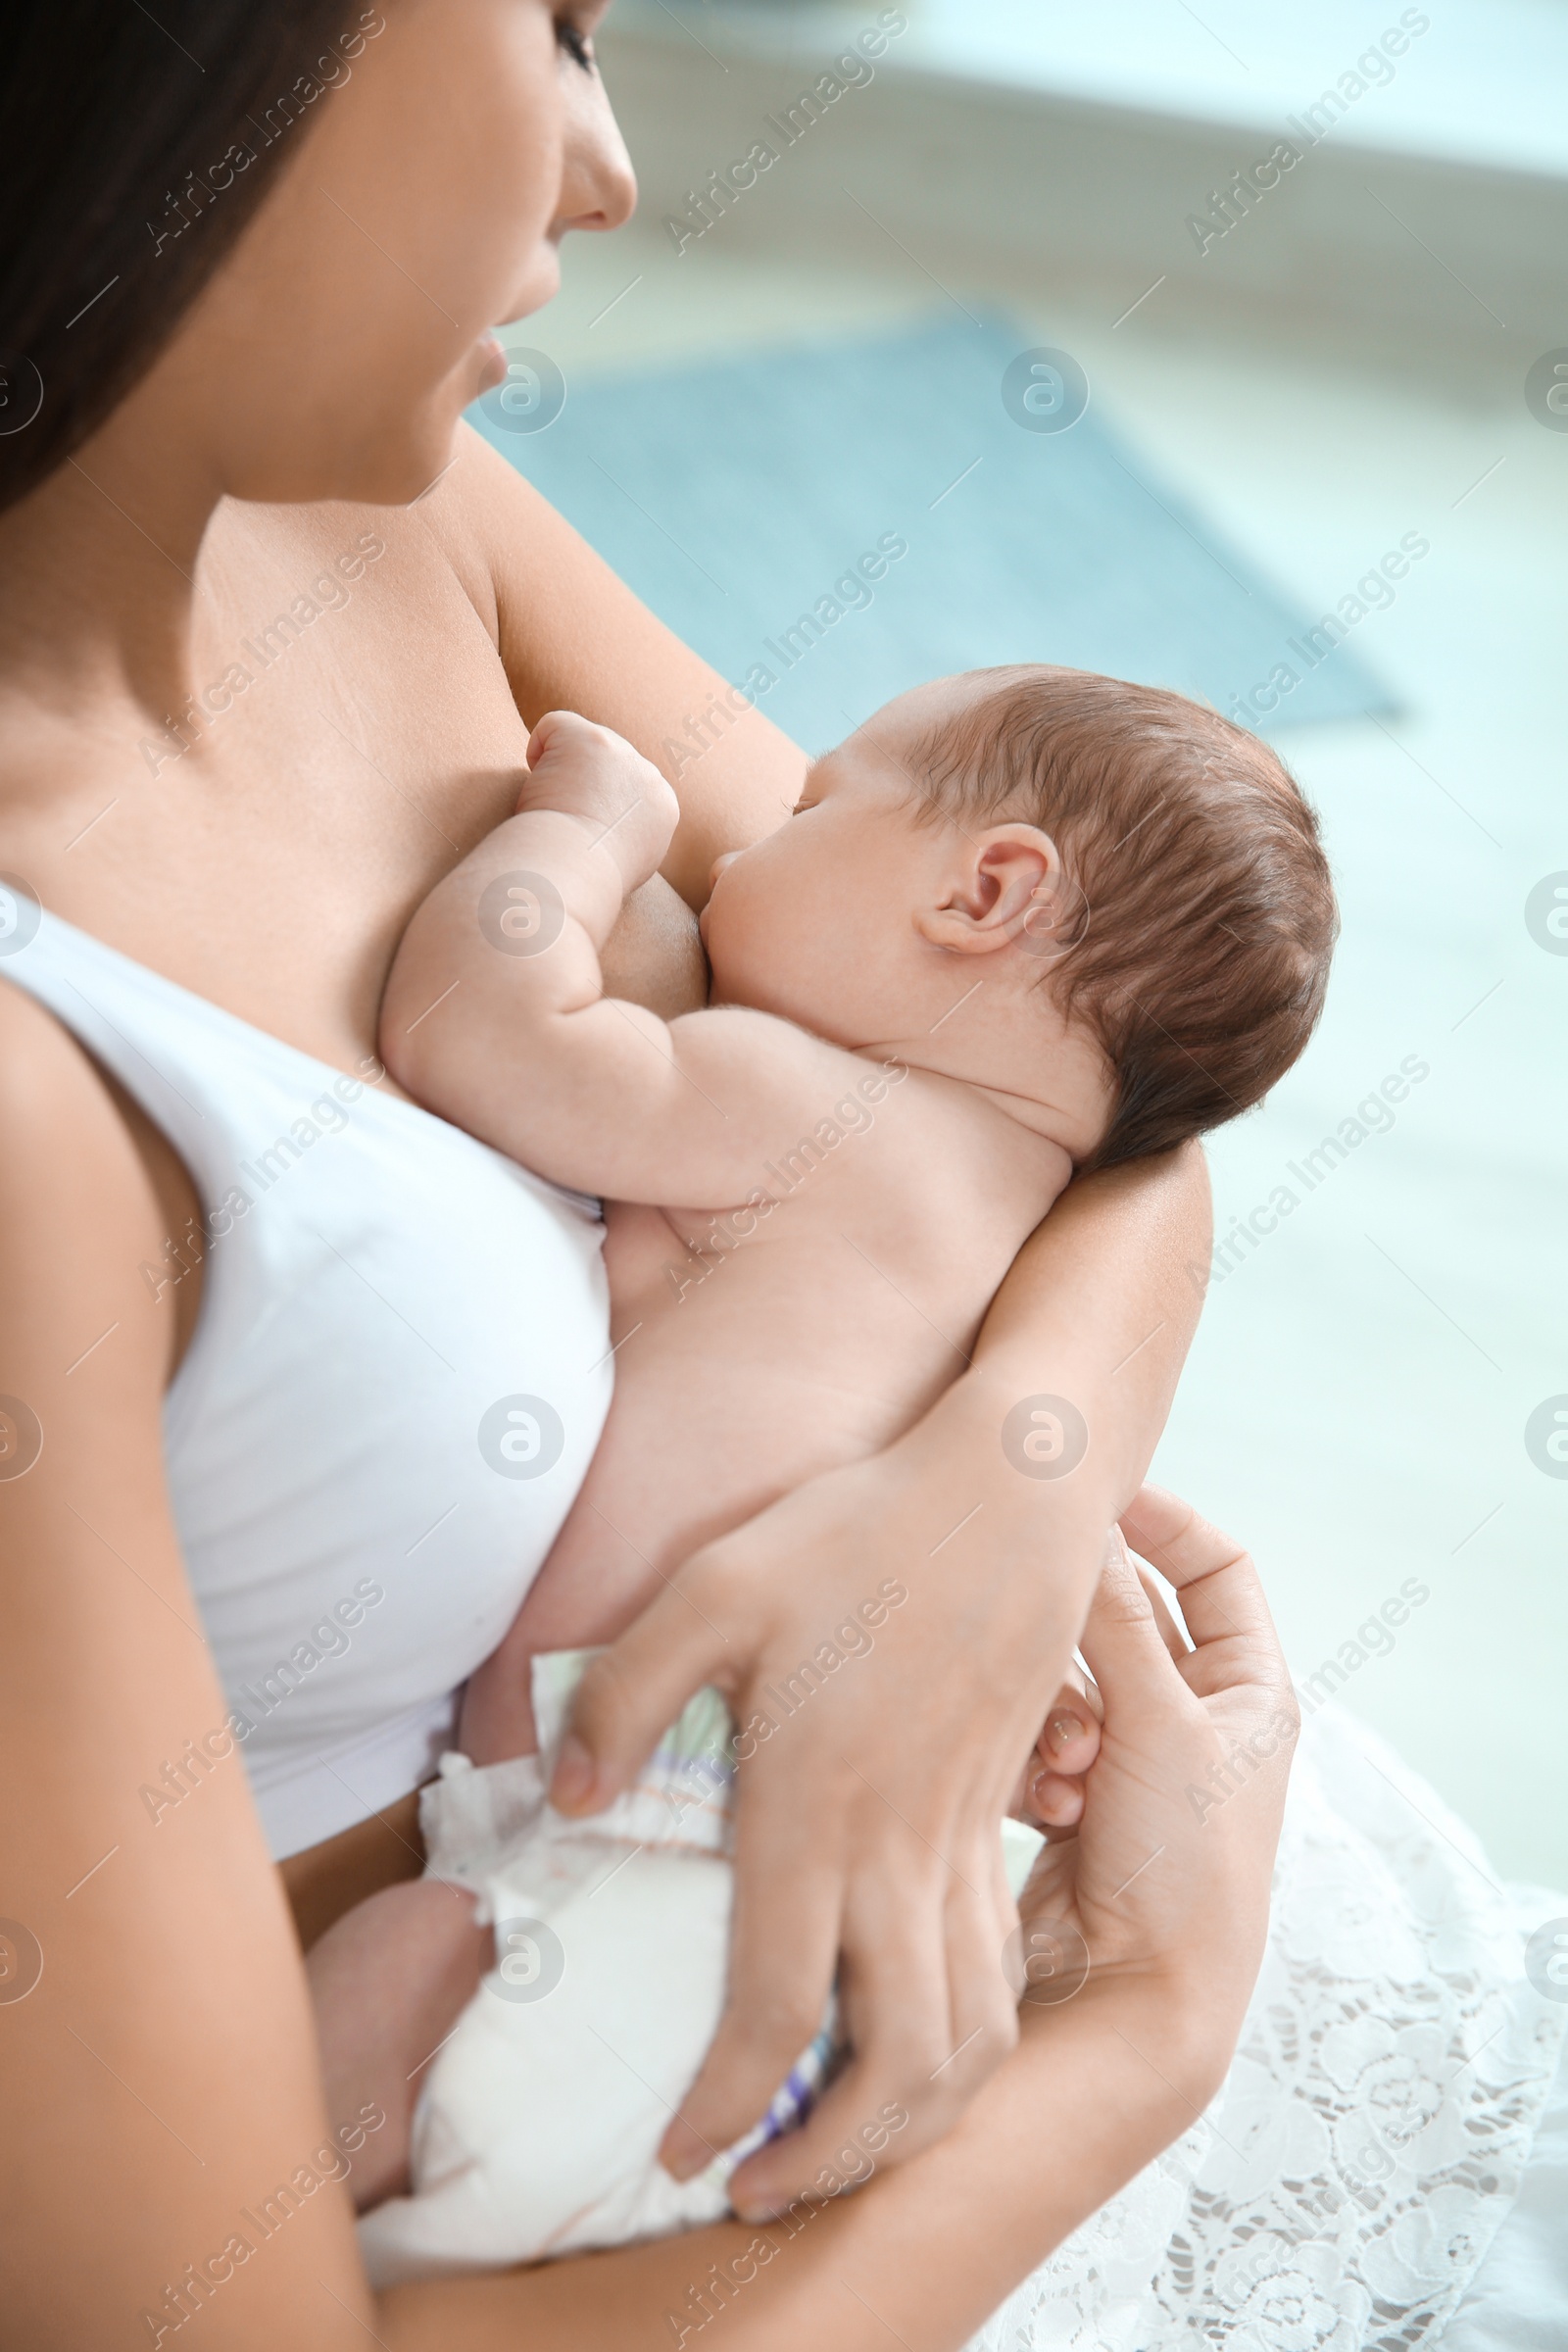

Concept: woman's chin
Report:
left=220, top=314, right=548, bottom=508
left=498, top=250, right=563, bottom=331
left=223, top=332, right=522, bottom=509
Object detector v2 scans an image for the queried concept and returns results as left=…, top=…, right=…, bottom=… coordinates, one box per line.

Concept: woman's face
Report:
left=127, top=0, right=634, bottom=505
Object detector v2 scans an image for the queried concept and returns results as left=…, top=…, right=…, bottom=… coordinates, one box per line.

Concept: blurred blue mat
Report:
left=471, top=313, right=1391, bottom=753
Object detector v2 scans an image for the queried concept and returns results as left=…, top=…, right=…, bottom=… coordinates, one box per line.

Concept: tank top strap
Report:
left=0, top=887, right=380, bottom=1210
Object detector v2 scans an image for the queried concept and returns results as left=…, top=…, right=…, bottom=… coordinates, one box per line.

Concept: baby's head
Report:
left=702, top=665, right=1337, bottom=1168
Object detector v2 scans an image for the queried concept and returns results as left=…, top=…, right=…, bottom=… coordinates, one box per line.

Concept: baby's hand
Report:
left=519, top=710, right=679, bottom=895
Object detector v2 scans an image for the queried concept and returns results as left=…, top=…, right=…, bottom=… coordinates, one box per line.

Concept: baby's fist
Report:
left=520, top=711, right=679, bottom=891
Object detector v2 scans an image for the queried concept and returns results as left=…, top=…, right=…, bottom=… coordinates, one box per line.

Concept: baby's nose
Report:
left=709, top=851, right=742, bottom=892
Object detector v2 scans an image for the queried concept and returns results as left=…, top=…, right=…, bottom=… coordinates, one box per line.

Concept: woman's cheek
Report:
left=441, top=8, right=566, bottom=307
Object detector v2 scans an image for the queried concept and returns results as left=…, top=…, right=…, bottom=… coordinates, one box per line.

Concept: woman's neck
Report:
left=0, top=412, right=222, bottom=737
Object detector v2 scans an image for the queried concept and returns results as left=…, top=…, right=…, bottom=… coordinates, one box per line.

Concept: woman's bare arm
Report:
left=433, top=424, right=808, bottom=908
left=0, top=987, right=377, bottom=2350
left=966, top=1140, right=1208, bottom=1503
left=553, top=1143, right=1213, bottom=2209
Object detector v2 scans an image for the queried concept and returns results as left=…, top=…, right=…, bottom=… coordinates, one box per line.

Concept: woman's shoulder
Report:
left=413, top=421, right=618, bottom=670
left=0, top=980, right=182, bottom=1242
left=0, top=977, right=184, bottom=1384
left=0, top=974, right=121, bottom=1150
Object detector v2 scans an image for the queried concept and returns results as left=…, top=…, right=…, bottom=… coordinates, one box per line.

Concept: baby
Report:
left=311, top=664, right=1336, bottom=2279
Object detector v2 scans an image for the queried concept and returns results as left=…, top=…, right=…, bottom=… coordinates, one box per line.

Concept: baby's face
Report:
left=700, top=686, right=954, bottom=1047
left=701, top=677, right=1116, bottom=1158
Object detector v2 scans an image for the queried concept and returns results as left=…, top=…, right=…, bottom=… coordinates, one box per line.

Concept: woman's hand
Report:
left=379, top=1485, right=1297, bottom=2352
left=548, top=1381, right=1084, bottom=2214
left=1011, top=1488, right=1298, bottom=2052
left=547, top=1148, right=1211, bottom=2216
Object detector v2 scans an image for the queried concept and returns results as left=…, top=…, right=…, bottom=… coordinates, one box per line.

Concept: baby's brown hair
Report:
left=910, top=665, right=1338, bottom=1170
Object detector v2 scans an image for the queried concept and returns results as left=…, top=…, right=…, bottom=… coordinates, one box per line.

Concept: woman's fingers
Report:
left=1134, top=1563, right=1191, bottom=1663
left=1119, top=1484, right=1275, bottom=1652
left=723, top=1844, right=946, bottom=2215
left=727, top=1844, right=1015, bottom=2219
left=1063, top=1506, right=1296, bottom=2011
left=1074, top=1529, right=1184, bottom=1713
left=547, top=1579, right=727, bottom=1813
left=659, top=1816, right=843, bottom=2182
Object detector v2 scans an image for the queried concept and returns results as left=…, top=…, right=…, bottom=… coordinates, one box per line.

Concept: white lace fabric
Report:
left=968, top=1707, right=1568, bottom=2352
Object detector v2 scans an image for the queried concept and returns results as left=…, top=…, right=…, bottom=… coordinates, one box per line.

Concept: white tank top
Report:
left=2, top=906, right=612, bottom=1858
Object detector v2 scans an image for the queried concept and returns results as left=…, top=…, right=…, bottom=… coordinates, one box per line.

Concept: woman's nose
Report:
left=558, top=77, right=638, bottom=236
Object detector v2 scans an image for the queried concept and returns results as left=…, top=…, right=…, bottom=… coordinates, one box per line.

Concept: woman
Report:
left=0, top=5, right=1556, bottom=2346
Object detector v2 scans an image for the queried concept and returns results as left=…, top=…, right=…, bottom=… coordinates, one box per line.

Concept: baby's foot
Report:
left=1010, top=1676, right=1102, bottom=1831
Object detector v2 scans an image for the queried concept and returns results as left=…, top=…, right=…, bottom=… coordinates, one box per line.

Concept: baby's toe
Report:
left=1041, top=1698, right=1100, bottom=1777
left=1025, top=1766, right=1086, bottom=1830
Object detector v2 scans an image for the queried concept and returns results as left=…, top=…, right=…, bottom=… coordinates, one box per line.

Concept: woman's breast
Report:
left=165, top=1092, right=612, bottom=1854
left=3, top=904, right=613, bottom=1860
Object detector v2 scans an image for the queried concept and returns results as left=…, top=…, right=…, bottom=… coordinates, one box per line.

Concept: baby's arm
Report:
left=381, top=712, right=867, bottom=1203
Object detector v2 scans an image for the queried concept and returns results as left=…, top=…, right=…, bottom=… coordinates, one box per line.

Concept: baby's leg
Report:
left=460, top=1535, right=652, bottom=1764
left=458, top=1605, right=550, bottom=1764
left=306, top=1879, right=492, bottom=2212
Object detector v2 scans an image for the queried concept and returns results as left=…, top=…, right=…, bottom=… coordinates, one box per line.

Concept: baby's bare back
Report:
left=460, top=1068, right=1063, bottom=1752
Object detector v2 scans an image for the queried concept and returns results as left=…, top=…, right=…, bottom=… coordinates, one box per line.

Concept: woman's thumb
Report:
left=1074, top=1529, right=1169, bottom=1714
left=547, top=1587, right=727, bottom=1814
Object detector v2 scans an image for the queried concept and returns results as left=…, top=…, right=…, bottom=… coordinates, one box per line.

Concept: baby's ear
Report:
left=914, top=824, right=1068, bottom=956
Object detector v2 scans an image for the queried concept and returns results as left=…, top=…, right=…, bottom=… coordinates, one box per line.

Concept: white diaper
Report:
left=358, top=1650, right=1046, bottom=2285
left=357, top=1651, right=834, bottom=2283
